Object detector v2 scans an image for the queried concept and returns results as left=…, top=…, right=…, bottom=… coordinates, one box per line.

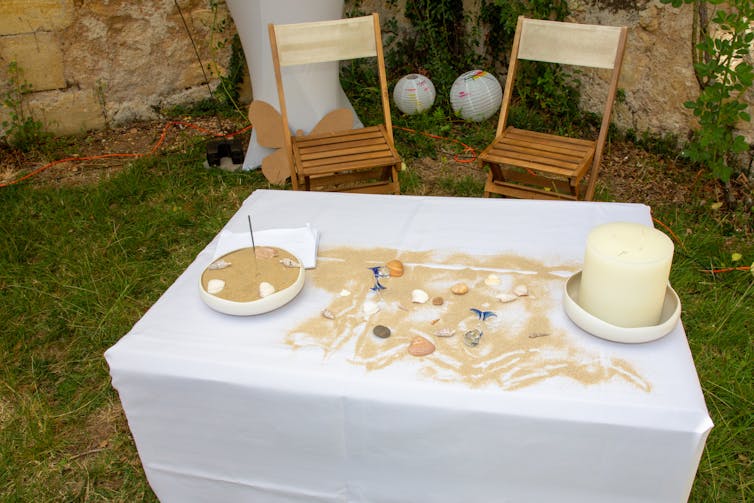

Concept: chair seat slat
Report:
left=301, top=155, right=398, bottom=176
left=487, top=141, right=593, bottom=164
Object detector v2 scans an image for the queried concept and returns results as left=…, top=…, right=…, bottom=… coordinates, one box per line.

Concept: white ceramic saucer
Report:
left=562, top=271, right=681, bottom=343
left=199, top=248, right=305, bottom=316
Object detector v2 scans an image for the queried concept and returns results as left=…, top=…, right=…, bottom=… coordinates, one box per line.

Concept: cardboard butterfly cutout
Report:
left=248, top=100, right=353, bottom=185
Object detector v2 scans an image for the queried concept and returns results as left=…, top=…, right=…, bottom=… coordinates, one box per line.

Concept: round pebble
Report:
left=431, top=296, right=444, bottom=306
left=451, top=282, right=469, bottom=295
left=373, top=325, right=391, bottom=339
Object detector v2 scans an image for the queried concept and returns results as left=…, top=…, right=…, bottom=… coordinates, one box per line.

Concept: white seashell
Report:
left=496, top=293, right=518, bottom=303
left=259, top=281, right=276, bottom=298
left=339, top=289, right=351, bottom=297
left=434, top=328, right=455, bottom=337
left=411, top=289, right=430, bottom=304
left=321, top=309, right=335, bottom=320
left=208, top=259, right=231, bottom=270
left=279, top=258, right=300, bottom=268
left=514, top=284, right=529, bottom=297
left=362, top=300, right=380, bottom=316
left=207, top=279, right=225, bottom=294
left=484, top=273, right=501, bottom=286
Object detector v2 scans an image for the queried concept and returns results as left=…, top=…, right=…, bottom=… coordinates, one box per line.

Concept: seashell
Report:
left=431, top=296, right=444, bottom=306
left=362, top=300, right=380, bottom=316
left=321, top=309, right=336, bottom=320
left=386, top=259, right=404, bottom=277
left=206, top=279, right=225, bottom=294
left=434, top=328, right=455, bottom=337
left=259, top=281, right=276, bottom=298
left=279, top=258, right=300, bottom=268
left=411, top=289, right=429, bottom=304
left=484, top=273, right=501, bottom=286
left=514, top=284, right=529, bottom=297
left=451, top=282, right=469, bottom=295
left=496, top=293, right=518, bottom=303
left=339, top=289, right=351, bottom=297
left=208, top=259, right=231, bottom=270
left=254, top=246, right=278, bottom=259
left=408, top=336, right=436, bottom=356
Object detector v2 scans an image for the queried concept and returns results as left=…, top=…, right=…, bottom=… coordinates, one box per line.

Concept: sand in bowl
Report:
left=201, top=246, right=300, bottom=302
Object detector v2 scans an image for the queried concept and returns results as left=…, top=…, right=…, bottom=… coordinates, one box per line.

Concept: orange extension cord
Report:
left=0, top=120, right=253, bottom=188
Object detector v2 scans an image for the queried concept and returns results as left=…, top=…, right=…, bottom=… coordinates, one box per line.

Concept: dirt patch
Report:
left=0, top=117, right=745, bottom=217
left=0, top=116, right=251, bottom=188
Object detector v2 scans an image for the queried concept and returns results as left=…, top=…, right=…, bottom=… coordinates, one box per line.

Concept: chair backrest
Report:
left=268, top=13, right=394, bottom=175
left=497, top=16, right=627, bottom=138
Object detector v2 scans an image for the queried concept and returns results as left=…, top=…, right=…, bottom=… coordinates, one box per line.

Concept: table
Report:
left=106, top=189, right=712, bottom=502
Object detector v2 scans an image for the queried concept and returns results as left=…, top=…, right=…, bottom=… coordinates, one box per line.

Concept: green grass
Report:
left=0, top=126, right=751, bottom=501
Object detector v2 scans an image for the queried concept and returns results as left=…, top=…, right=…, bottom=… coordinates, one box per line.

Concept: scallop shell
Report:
left=362, top=300, right=380, bottom=316
left=514, top=284, right=529, bottom=297
left=484, top=274, right=501, bottom=286
left=259, top=281, right=276, bottom=298
left=255, top=246, right=278, bottom=259
left=434, top=328, right=455, bottom=337
left=451, top=282, right=469, bottom=295
left=279, top=258, right=300, bottom=268
left=408, top=336, right=435, bottom=356
left=208, top=259, right=231, bottom=270
left=411, top=289, right=429, bottom=304
left=386, top=259, right=404, bottom=277
left=496, top=293, right=518, bottom=303
left=206, top=279, right=225, bottom=294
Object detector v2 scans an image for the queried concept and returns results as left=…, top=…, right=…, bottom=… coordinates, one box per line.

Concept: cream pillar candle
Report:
left=579, top=222, right=674, bottom=328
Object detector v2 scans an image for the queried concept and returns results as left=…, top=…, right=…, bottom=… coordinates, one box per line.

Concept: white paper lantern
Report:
left=393, top=74, right=436, bottom=115
left=450, top=70, right=503, bottom=122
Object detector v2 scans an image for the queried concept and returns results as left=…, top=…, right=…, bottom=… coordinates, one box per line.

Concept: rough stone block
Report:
left=0, top=0, right=74, bottom=36
left=27, top=88, right=106, bottom=135
left=0, top=32, right=65, bottom=91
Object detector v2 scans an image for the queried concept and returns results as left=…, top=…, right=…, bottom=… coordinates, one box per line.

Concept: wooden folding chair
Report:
left=268, top=13, right=401, bottom=194
left=480, top=16, right=628, bottom=201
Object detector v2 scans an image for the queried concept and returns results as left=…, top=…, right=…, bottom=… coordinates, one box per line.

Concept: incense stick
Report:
left=247, top=215, right=256, bottom=250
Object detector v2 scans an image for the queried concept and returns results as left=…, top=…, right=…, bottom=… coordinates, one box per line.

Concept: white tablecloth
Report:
left=106, top=189, right=712, bottom=503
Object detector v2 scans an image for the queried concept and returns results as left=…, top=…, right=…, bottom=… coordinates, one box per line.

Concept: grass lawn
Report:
left=0, top=119, right=751, bottom=501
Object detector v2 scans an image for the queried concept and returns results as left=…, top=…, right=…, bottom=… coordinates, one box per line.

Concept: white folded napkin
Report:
left=213, top=224, right=320, bottom=269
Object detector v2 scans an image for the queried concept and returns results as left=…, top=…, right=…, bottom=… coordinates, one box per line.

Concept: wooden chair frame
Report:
left=268, top=13, right=400, bottom=194
left=481, top=16, right=628, bottom=201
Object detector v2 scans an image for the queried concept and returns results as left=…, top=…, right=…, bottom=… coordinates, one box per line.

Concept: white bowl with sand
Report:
left=199, top=246, right=305, bottom=316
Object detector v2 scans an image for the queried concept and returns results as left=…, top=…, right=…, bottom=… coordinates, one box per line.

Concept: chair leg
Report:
left=483, top=170, right=494, bottom=198
left=392, top=163, right=400, bottom=194
left=483, top=162, right=505, bottom=198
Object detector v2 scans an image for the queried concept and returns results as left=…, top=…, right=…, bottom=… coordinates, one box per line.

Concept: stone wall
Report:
left=0, top=0, right=234, bottom=136
left=0, top=0, right=751, bottom=144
